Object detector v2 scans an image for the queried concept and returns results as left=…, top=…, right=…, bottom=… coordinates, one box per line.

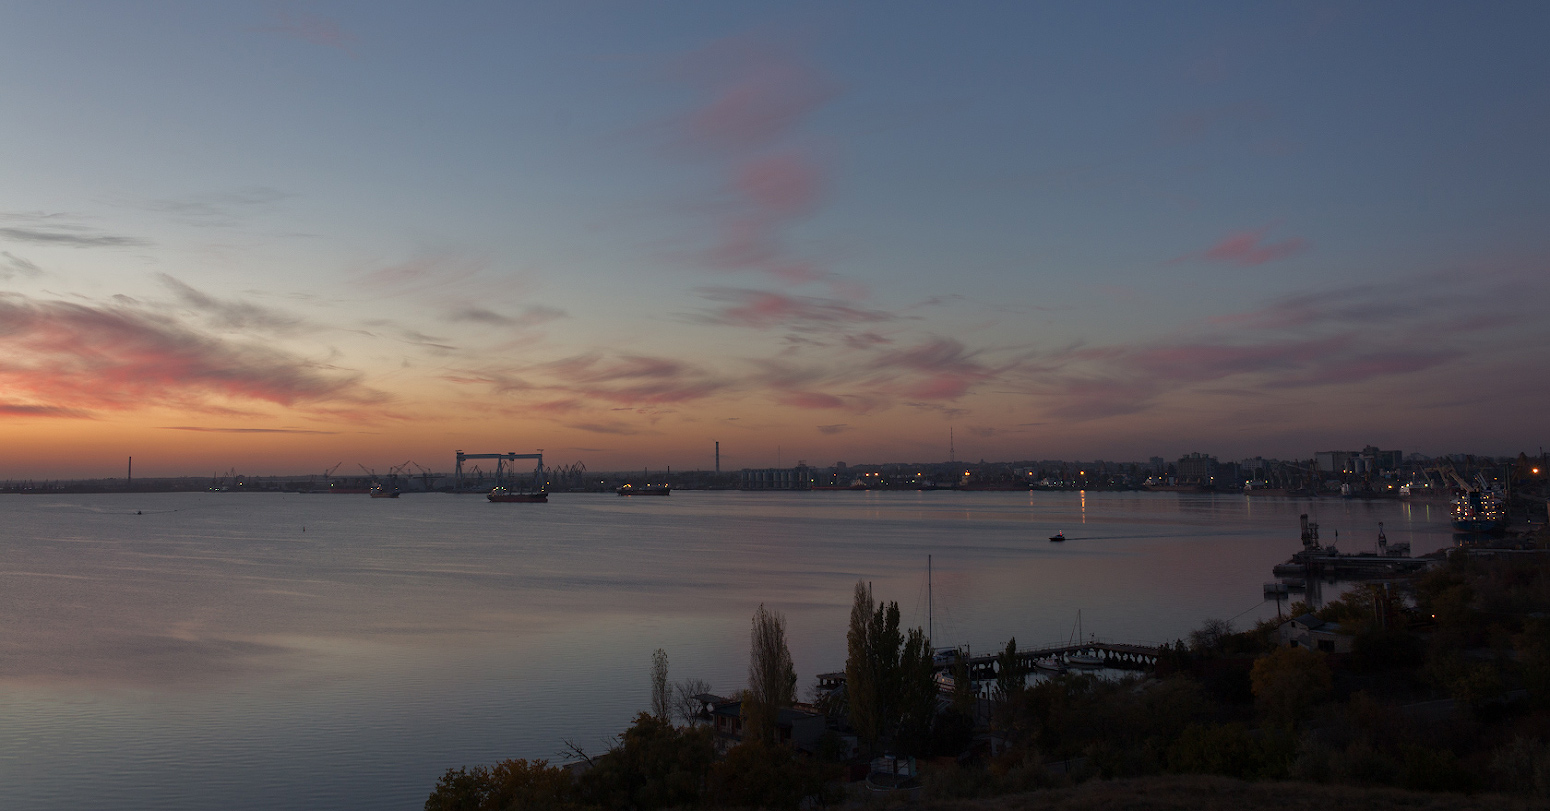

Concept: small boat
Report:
left=617, top=484, right=671, bottom=496
left=369, top=483, right=400, bottom=499
left=488, top=486, right=547, bottom=503
left=1032, top=657, right=1067, bottom=674
left=1065, top=610, right=1103, bottom=668
left=1048, top=531, right=1065, bottom=542
left=1067, top=651, right=1104, bottom=669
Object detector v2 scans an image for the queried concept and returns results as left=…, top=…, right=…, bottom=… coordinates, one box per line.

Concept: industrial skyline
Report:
left=2, top=3, right=1548, bottom=478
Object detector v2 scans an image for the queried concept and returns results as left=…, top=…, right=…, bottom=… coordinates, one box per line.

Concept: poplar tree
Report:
left=650, top=648, right=671, bottom=721
left=745, top=603, right=797, bottom=744
left=845, top=581, right=881, bottom=749
left=845, top=580, right=934, bottom=754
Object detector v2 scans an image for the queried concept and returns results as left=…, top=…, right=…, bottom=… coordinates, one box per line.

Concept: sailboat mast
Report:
left=928, top=554, right=934, bottom=643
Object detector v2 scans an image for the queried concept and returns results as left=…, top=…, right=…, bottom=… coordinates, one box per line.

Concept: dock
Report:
left=815, top=640, right=1161, bottom=689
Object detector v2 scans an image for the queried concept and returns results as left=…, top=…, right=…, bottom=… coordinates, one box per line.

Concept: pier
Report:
left=816, top=640, right=1161, bottom=690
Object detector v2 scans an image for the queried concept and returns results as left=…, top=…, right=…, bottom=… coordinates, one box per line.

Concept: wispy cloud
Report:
left=568, top=421, right=656, bottom=436
left=1, top=251, right=42, bottom=279
left=0, top=212, right=147, bottom=249
left=665, top=35, right=841, bottom=287
left=445, top=304, right=567, bottom=329
left=160, top=426, right=338, bottom=434
left=816, top=423, right=851, bottom=434
left=677, top=38, right=835, bottom=152
left=137, top=187, right=291, bottom=227
left=0, top=293, right=384, bottom=416
left=1024, top=264, right=1548, bottom=421
left=159, top=274, right=308, bottom=334
left=692, top=287, right=896, bottom=329
left=255, top=7, right=354, bottom=52
left=0, top=403, right=92, bottom=418
left=1175, top=226, right=1307, bottom=267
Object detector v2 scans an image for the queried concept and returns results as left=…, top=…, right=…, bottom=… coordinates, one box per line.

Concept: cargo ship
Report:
left=617, top=483, right=670, bottom=496
left=488, top=486, right=547, bottom=503
left=1451, top=490, right=1507, bottom=533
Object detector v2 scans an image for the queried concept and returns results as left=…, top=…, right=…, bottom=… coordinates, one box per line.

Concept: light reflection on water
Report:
left=0, top=490, right=1453, bottom=810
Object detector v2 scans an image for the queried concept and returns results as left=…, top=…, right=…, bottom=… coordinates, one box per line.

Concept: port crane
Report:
left=410, top=462, right=438, bottom=492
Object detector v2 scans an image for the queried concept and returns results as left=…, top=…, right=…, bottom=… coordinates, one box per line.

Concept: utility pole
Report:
left=928, top=554, right=934, bottom=643
left=715, top=441, right=720, bottom=473
left=127, top=456, right=132, bottom=486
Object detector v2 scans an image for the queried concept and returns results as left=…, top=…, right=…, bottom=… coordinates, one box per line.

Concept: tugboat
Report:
left=368, top=482, right=400, bottom=498
left=488, top=486, right=547, bottom=503
left=1048, top=531, right=1065, bottom=542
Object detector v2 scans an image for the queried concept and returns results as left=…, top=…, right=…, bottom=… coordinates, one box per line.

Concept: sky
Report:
left=1, top=1, right=1547, bottom=478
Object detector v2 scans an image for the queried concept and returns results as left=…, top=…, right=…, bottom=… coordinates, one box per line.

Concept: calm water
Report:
left=0, top=490, right=1454, bottom=810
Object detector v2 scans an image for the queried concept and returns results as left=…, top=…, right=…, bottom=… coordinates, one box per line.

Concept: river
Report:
left=0, top=489, right=1455, bottom=809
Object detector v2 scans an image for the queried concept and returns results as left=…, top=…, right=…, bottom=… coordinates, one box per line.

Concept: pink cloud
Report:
left=687, top=61, right=833, bottom=151
left=466, top=353, right=729, bottom=410
left=0, top=294, right=382, bottom=415
left=667, top=35, right=844, bottom=287
left=256, top=9, right=355, bottom=52
left=906, top=374, right=974, bottom=400
left=0, top=403, right=91, bottom=418
left=779, top=391, right=846, bottom=409
left=696, top=287, right=896, bottom=329
left=735, top=152, right=822, bottom=216
left=1190, top=228, right=1307, bottom=267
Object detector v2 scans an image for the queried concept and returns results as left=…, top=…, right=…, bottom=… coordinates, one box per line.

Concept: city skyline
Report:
left=3, top=2, right=1548, bottom=478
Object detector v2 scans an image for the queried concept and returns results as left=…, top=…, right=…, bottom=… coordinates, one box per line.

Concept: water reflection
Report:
left=0, top=491, right=1455, bottom=810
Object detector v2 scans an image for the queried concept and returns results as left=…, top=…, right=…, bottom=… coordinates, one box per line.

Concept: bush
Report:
left=705, top=742, right=841, bottom=809
left=424, top=759, right=580, bottom=811
left=1166, top=724, right=1266, bottom=780
left=576, top=713, right=714, bottom=809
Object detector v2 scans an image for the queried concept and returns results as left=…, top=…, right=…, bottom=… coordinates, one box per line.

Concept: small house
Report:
left=1278, top=615, right=1353, bottom=654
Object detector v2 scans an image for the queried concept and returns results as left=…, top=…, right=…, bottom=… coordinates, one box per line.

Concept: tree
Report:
left=992, top=637, right=1027, bottom=735
left=845, top=581, right=882, bottom=749
left=745, top=603, right=797, bottom=745
left=424, top=758, right=580, bottom=811
left=672, top=677, right=715, bottom=726
left=1188, top=618, right=1233, bottom=654
left=577, top=712, right=715, bottom=809
left=650, top=648, right=670, bottom=721
left=707, top=741, right=844, bottom=809
left=893, top=626, right=939, bottom=755
left=1250, top=646, right=1331, bottom=729
left=844, top=580, right=934, bottom=754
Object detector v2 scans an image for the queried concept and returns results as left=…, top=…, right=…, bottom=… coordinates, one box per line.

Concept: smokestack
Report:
left=128, top=456, right=132, bottom=485
left=715, top=441, right=720, bottom=473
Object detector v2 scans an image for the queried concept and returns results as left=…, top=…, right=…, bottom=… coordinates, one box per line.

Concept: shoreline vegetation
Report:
left=427, top=518, right=1550, bottom=810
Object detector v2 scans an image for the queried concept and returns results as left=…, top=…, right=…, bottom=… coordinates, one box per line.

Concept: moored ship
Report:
left=488, top=486, right=547, bottom=503
left=617, top=483, right=671, bottom=496
left=1451, top=490, right=1507, bottom=533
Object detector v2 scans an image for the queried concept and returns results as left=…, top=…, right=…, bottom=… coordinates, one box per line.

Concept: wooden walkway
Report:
left=816, top=641, right=1162, bottom=689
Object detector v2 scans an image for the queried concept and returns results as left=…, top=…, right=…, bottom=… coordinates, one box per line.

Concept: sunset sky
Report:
left=2, top=2, right=1547, bottom=478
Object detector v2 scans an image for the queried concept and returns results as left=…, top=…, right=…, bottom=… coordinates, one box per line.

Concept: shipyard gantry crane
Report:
left=455, top=450, right=544, bottom=492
